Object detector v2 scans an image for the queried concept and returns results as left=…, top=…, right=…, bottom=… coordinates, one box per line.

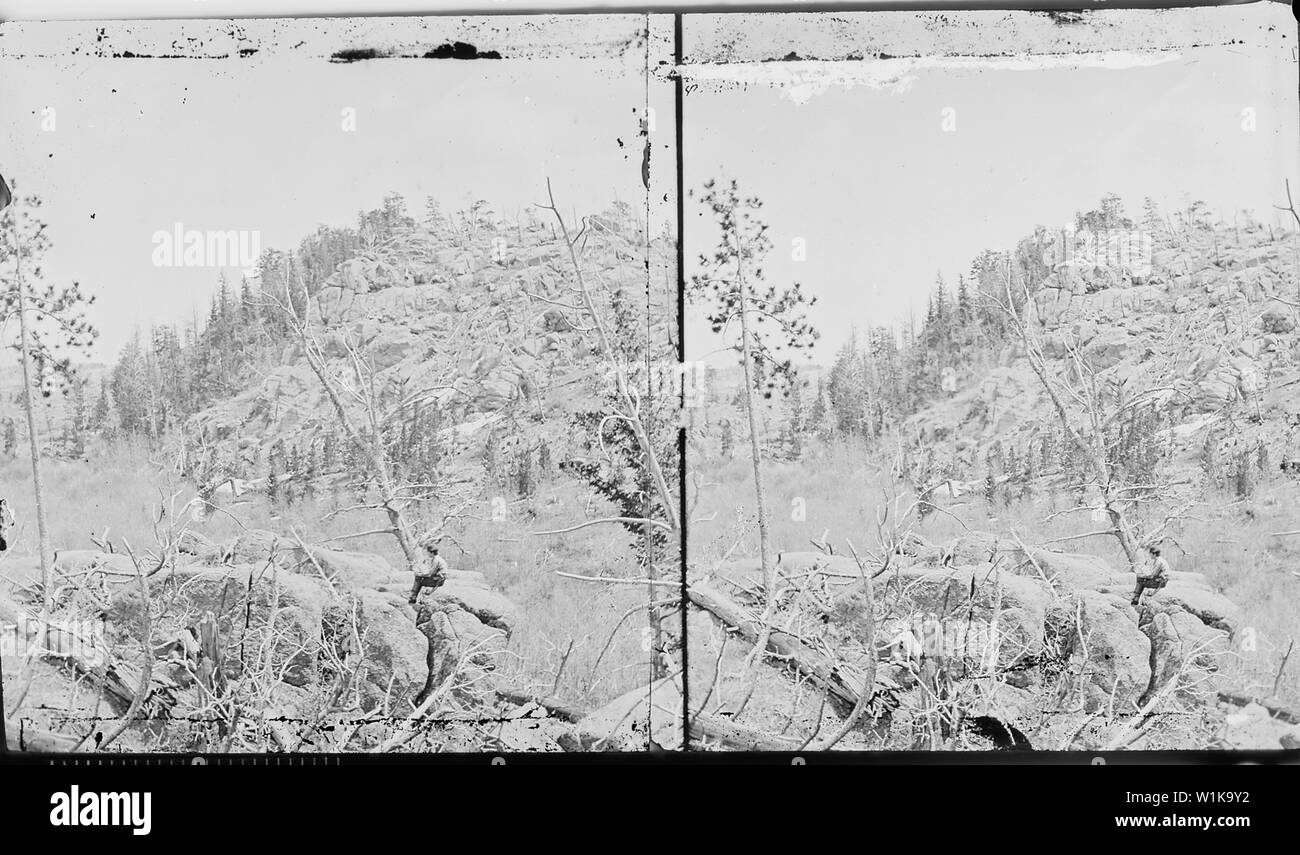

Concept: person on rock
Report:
left=1130, top=544, right=1171, bottom=606
left=408, top=543, right=449, bottom=605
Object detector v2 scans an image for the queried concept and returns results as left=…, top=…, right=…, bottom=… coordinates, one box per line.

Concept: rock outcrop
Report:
left=905, top=227, right=1300, bottom=484
left=38, top=533, right=527, bottom=748
left=185, top=206, right=674, bottom=498
left=688, top=533, right=1285, bottom=750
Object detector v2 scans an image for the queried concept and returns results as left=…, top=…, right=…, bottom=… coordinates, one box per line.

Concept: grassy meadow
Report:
left=0, top=437, right=653, bottom=712
left=689, top=436, right=1300, bottom=709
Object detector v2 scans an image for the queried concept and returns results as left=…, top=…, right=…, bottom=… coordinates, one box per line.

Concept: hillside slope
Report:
left=907, top=222, right=1300, bottom=485
left=186, top=205, right=675, bottom=505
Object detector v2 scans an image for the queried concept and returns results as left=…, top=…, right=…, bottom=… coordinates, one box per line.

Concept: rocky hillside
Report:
left=186, top=202, right=675, bottom=504
left=906, top=222, right=1300, bottom=483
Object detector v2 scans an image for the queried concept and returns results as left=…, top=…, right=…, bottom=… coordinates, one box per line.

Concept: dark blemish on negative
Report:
left=423, top=42, right=502, bottom=60
left=110, top=51, right=217, bottom=59
left=238, top=48, right=258, bottom=58
left=639, top=115, right=650, bottom=191
left=757, top=50, right=893, bottom=63
left=331, top=47, right=389, bottom=63
left=1042, top=11, right=1088, bottom=27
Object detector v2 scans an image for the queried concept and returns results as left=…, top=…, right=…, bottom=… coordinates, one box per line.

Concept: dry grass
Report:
left=0, top=440, right=654, bottom=714
left=689, top=436, right=1300, bottom=709
left=0, top=437, right=177, bottom=557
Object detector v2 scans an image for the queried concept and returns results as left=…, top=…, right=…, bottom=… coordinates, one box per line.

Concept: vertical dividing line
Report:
left=674, top=11, right=690, bottom=750
left=643, top=11, right=656, bottom=748
left=0, top=585, right=7, bottom=753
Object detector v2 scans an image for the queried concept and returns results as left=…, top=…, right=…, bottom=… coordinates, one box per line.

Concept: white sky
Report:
left=685, top=41, right=1300, bottom=367
left=4, top=12, right=1296, bottom=373
left=1, top=42, right=652, bottom=361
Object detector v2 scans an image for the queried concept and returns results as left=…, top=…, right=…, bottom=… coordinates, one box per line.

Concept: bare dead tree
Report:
left=96, top=542, right=154, bottom=751
left=1274, top=178, right=1300, bottom=231
left=531, top=179, right=678, bottom=533
left=984, top=264, right=1194, bottom=569
left=529, top=180, right=681, bottom=690
left=1, top=189, right=99, bottom=625
left=262, top=267, right=478, bottom=580
left=812, top=537, right=878, bottom=750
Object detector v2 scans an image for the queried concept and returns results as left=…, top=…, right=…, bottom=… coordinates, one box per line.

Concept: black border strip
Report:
left=2, top=748, right=1296, bottom=764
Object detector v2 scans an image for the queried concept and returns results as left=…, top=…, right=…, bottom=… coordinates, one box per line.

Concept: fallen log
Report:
left=495, top=687, right=587, bottom=723
left=1217, top=689, right=1300, bottom=725
left=689, top=712, right=801, bottom=751
left=41, top=642, right=178, bottom=721
left=687, top=580, right=865, bottom=710
left=497, top=673, right=804, bottom=751
left=5, top=605, right=178, bottom=719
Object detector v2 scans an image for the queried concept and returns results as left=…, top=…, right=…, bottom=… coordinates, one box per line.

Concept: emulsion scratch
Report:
left=678, top=50, right=1184, bottom=104
left=682, top=7, right=1280, bottom=66
left=0, top=17, right=638, bottom=62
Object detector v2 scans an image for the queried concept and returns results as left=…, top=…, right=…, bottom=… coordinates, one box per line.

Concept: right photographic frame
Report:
left=681, top=3, right=1300, bottom=752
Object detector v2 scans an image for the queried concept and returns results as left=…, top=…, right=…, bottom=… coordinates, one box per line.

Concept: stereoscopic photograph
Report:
left=2, top=1, right=1297, bottom=763
left=682, top=4, right=1300, bottom=751
left=0, top=13, right=682, bottom=753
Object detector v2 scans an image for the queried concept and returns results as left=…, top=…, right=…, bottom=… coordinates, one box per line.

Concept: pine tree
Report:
left=111, top=330, right=149, bottom=436
left=827, top=329, right=867, bottom=437
left=239, top=275, right=259, bottom=327
left=1076, top=193, right=1133, bottom=233
left=1142, top=197, right=1173, bottom=250
left=807, top=376, right=828, bottom=440
left=513, top=446, right=535, bottom=498
left=267, top=444, right=283, bottom=505
left=322, top=430, right=338, bottom=470
left=2, top=189, right=100, bottom=616
left=956, top=273, right=974, bottom=334
left=62, top=375, right=89, bottom=457
left=2, top=418, right=16, bottom=457
left=537, top=441, right=552, bottom=481
left=784, top=381, right=805, bottom=460
left=303, top=440, right=319, bottom=500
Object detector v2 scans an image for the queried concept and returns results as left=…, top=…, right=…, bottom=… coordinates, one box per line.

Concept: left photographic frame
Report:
left=0, top=13, right=683, bottom=755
